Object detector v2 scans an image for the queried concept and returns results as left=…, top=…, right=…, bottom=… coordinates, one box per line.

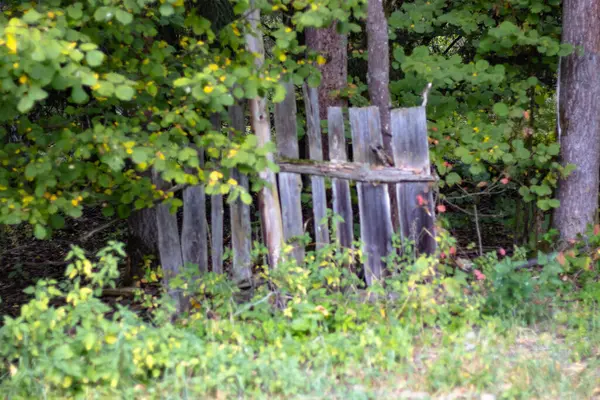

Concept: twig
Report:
left=442, top=36, right=463, bottom=55
left=233, top=292, right=274, bottom=317
left=80, top=183, right=188, bottom=241
left=474, top=205, right=483, bottom=257
left=421, top=82, right=433, bottom=107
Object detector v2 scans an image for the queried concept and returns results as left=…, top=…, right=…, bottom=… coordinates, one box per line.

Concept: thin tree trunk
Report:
left=246, top=3, right=285, bottom=267
left=553, top=0, right=600, bottom=241
left=366, top=0, right=399, bottom=233
left=305, top=24, right=348, bottom=160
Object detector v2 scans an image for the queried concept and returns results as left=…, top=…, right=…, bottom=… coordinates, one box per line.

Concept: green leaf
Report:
left=445, top=172, right=462, bottom=186
left=17, top=96, right=35, bottom=113
left=86, top=50, right=105, bottom=67
left=72, top=85, right=89, bottom=104
left=241, top=191, right=252, bottom=205
left=116, top=9, right=133, bottom=25
left=132, top=148, right=147, bottom=164
left=115, top=85, right=135, bottom=101
left=493, top=102, right=509, bottom=117
left=34, top=224, right=48, bottom=240
left=159, top=4, right=174, bottom=16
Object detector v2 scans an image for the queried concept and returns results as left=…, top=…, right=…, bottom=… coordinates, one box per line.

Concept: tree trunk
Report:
left=367, top=0, right=399, bottom=232
left=305, top=24, right=348, bottom=160
left=553, top=0, right=600, bottom=241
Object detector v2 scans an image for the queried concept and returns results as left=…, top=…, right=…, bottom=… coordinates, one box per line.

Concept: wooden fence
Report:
left=154, top=84, right=437, bottom=301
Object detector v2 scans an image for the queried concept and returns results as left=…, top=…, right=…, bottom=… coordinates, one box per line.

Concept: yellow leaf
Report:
left=105, top=335, right=118, bottom=344
left=146, top=354, right=154, bottom=368
left=62, top=376, right=72, bottom=388
left=5, top=33, right=17, bottom=54
left=316, top=55, right=327, bottom=66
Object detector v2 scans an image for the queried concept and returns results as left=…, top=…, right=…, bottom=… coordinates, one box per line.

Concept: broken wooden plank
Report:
left=276, top=159, right=435, bottom=183
left=181, top=144, right=208, bottom=275
left=349, top=107, right=394, bottom=285
left=228, top=103, right=253, bottom=284
left=303, top=83, right=330, bottom=250
left=275, top=81, right=305, bottom=264
left=153, top=168, right=185, bottom=311
left=328, top=107, right=354, bottom=249
left=210, top=114, right=224, bottom=274
left=246, top=4, right=285, bottom=267
left=391, top=106, right=436, bottom=254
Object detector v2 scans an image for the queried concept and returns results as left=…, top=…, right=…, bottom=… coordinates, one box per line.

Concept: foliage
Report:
left=382, top=0, right=573, bottom=217
left=1, top=240, right=599, bottom=398
left=0, top=0, right=364, bottom=236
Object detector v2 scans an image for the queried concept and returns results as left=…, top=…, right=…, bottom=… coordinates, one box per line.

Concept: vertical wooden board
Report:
left=391, top=106, right=436, bottom=254
left=181, top=114, right=209, bottom=275
left=303, top=83, right=330, bottom=250
left=210, top=114, right=224, bottom=274
left=349, top=107, right=393, bottom=285
left=274, top=81, right=304, bottom=264
left=153, top=169, right=184, bottom=310
left=246, top=5, right=285, bottom=267
left=327, top=107, right=354, bottom=249
left=228, top=104, right=253, bottom=284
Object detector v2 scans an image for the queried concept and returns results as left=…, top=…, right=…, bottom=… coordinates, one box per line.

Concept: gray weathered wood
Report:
left=274, top=81, right=305, bottom=264
left=303, top=83, right=330, bottom=250
left=327, top=107, right=354, bottom=249
left=153, top=168, right=184, bottom=311
left=349, top=107, right=394, bottom=285
left=246, top=4, right=285, bottom=267
left=391, top=106, right=436, bottom=254
left=228, top=103, right=253, bottom=284
left=181, top=146, right=208, bottom=275
left=210, top=114, right=224, bottom=274
left=276, top=159, right=435, bottom=183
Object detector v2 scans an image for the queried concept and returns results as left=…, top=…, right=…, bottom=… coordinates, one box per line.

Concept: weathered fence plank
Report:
left=210, top=114, right=224, bottom=274
left=153, top=168, right=184, bottom=310
left=303, top=83, right=330, bottom=250
left=275, top=81, right=305, bottom=264
left=181, top=148, right=208, bottom=274
left=276, top=159, right=435, bottom=183
left=228, top=103, right=253, bottom=284
left=327, top=107, right=354, bottom=249
left=391, top=106, right=436, bottom=254
left=349, top=107, right=394, bottom=285
left=246, top=5, right=285, bottom=267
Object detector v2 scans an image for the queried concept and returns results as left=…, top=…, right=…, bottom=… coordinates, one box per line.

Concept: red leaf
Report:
left=500, top=178, right=510, bottom=185
left=594, top=224, right=600, bottom=236
left=417, top=195, right=425, bottom=206
left=557, top=252, right=566, bottom=266
left=523, top=110, right=530, bottom=120
left=474, top=269, right=486, bottom=281
left=498, top=247, right=506, bottom=256
left=437, top=204, right=447, bottom=213
left=431, top=127, right=439, bottom=132
left=449, top=246, right=456, bottom=256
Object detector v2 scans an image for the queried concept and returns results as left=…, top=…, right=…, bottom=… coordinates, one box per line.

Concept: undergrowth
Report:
left=1, top=239, right=599, bottom=399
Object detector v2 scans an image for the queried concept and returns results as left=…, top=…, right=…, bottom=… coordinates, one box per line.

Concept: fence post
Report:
left=210, top=114, right=225, bottom=274
left=274, top=81, right=305, bottom=264
left=303, top=83, right=330, bottom=250
left=327, top=107, right=354, bottom=250
left=391, top=106, right=436, bottom=254
left=349, top=107, right=394, bottom=285
left=246, top=5, right=285, bottom=267
left=228, top=103, right=253, bottom=285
